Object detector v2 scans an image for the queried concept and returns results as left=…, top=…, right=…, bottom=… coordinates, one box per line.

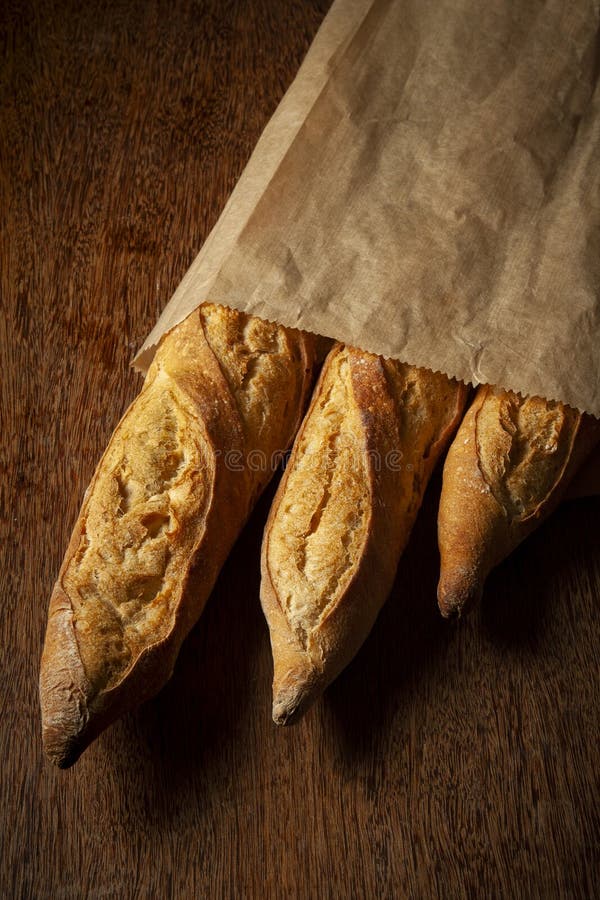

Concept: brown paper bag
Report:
left=136, top=0, right=600, bottom=423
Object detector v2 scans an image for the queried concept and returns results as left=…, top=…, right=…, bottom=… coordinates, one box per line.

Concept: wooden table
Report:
left=2, top=2, right=599, bottom=896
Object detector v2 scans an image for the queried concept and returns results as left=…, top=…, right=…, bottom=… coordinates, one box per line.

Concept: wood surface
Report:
left=1, top=1, right=599, bottom=897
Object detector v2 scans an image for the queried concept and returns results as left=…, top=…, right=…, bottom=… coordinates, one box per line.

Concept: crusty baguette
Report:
left=437, top=386, right=600, bottom=618
left=40, top=304, right=316, bottom=767
left=260, top=344, right=468, bottom=725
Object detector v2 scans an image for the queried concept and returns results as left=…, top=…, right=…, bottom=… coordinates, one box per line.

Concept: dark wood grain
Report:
left=2, top=2, right=599, bottom=897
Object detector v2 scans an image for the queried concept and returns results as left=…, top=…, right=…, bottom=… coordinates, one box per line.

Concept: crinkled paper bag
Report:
left=136, top=0, right=600, bottom=419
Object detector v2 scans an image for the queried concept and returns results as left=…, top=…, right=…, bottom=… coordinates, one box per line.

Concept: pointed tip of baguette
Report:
left=271, top=665, right=322, bottom=726
left=42, top=725, right=86, bottom=769
left=437, top=567, right=484, bottom=619
left=39, top=668, right=93, bottom=769
left=40, top=700, right=91, bottom=769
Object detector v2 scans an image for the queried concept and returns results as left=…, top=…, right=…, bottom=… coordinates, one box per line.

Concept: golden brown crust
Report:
left=437, top=386, right=600, bottom=618
left=40, top=304, right=316, bottom=767
left=261, top=344, right=468, bottom=724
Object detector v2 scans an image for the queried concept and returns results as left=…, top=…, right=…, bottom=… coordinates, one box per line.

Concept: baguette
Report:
left=40, top=304, right=315, bottom=767
left=437, top=386, right=600, bottom=618
left=260, top=344, right=468, bottom=725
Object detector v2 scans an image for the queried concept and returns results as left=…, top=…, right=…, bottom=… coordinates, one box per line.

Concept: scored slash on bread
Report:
left=437, top=386, right=600, bottom=619
left=260, top=343, right=468, bottom=725
left=39, top=304, right=316, bottom=767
